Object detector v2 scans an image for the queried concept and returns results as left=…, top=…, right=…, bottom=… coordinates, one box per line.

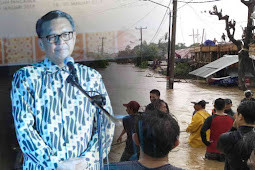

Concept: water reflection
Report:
left=98, top=62, right=249, bottom=169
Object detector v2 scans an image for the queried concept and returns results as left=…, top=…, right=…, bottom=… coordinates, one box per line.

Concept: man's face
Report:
left=39, top=17, right=76, bottom=67
left=126, top=107, right=133, bottom=114
left=150, top=93, right=159, bottom=103
left=194, top=104, right=201, bottom=111
left=225, top=103, right=232, bottom=110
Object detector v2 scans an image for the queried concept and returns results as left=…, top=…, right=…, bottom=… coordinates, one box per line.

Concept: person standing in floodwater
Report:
left=241, top=90, right=255, bottom=102
left=117, top=101, right=140, bottom=162
left=200, top=98, right=233, bottom=162
left=186, top=100, right=210, bottom=147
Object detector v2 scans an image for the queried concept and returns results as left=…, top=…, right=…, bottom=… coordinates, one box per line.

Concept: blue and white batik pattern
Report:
left=11, top=58, right=115, bottom=169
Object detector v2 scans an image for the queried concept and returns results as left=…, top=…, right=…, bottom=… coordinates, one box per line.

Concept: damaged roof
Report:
left=189, top=55, right=238, bottom=78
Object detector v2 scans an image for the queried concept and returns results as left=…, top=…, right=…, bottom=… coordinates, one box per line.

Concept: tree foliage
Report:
left=117, top=39, right=188, bottom=65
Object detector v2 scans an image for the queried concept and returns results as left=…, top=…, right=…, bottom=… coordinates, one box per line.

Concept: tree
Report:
left=210, top=1, right=255, bottom=90
left=176, top=43, right=187, bottom=50
left=142, top=43, right=160, bottom=60
left=189, top=43, right=200, bottom=48
left=117, top=45, right=134, bottom=58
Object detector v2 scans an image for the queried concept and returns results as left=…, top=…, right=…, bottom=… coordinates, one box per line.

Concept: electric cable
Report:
left=150, top=0, right=172, bottom=43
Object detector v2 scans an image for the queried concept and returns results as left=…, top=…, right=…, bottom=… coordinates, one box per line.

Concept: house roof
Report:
left=164, top=48, right=193, bottom=59
left=189, top=55, right=239, bottom=78
left=175, top=48, right=193, bottom=59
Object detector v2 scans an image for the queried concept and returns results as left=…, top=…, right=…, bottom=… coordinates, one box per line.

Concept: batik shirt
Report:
left=11, top=58, right=115, bottom=169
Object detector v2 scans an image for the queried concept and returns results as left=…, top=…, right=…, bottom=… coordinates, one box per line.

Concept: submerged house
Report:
left=189, top=55, right=254, bottom=87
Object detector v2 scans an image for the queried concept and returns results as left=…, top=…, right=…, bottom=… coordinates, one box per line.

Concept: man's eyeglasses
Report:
left=40, top=31, right=74, bottom=43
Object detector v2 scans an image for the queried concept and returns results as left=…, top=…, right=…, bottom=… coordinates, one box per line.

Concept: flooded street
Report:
left=0, top=62, right=248, bottom=169
left=98, top=62, right=247, bottom=170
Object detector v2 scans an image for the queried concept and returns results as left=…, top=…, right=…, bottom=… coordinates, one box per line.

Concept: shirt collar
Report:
left=43, top=57, right=68, bottom=73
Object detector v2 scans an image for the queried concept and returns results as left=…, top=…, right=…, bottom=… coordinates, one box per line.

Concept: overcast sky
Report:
left=134, top=0, right=249, bottom=46
left=0, top=0, right=249, bottom=47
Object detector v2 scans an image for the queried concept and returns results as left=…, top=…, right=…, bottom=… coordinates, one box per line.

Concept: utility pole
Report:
left=193, top=29, right=195, bottom=44
left=136, top=27, right=147, bottom=66
left=169, top=0, right=177, bottom=89
left=98, top=46, right=100, bottom=53
left=189, top=29, right=200, bottom=45
left=197, top=29, right=199, bottom=44
left=142, top=0, right=172, bottom=89
left=201, top=29, right=205, bottom=44
left=166, top=9, right=172, bottom=89
left=99, top=37, right=106, bottom=56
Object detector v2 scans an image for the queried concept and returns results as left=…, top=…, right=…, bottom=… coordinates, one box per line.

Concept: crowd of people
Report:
left=111, top=89, right=255, bottom=170
left=10, top=9, right=255, bottom=170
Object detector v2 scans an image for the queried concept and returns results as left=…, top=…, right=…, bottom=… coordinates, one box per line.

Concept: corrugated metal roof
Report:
left=189, top=55, right=238, bottom=78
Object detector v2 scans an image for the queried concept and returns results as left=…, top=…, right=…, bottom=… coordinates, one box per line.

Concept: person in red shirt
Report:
left=200, top=98, right=234, bottom=161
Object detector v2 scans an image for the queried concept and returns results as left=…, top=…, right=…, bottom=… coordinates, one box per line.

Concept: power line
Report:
left=108, top=0, right=167, bottom=42
left=178, top=12, right=185, bottom=43
left=82, top=1, right=140, bottom=17
left=184, top=3, right=222, bottom=36
left=178, top=0, right=194, bottom=10
left=98, top=4, right=160, bottom=53
left=149, top=0, right=172, bottom=43
left=150, top=6, right=169, bottom=43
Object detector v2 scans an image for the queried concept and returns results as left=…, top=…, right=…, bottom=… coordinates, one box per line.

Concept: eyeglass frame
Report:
left=39, top=31, right=74, bottom=43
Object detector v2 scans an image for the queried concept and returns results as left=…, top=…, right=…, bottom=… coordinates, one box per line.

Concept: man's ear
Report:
left=239, top=113, right=245, bottom=122
left=132, top=133, right=140, bottom=146
left=172, top=138, right=179, bottom=149
left=73, top=32, right=76, bottom=43
left=38, top=39, right=45, bottom=51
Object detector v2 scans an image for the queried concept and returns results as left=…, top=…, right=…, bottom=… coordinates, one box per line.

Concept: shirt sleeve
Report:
left=11, top=69, right=59, bottom=169
left=79, top=73, right=115, bottom=168
left=186, top=112, right=203, bottom=133
left=217, top=127, right=238, bottom=154
left=201, top=115, right=213, bottom=146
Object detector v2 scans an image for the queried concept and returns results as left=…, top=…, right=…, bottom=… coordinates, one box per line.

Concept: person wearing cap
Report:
left=192, top=100, right=203, bottom=116
left=186, top=100, right=211, bottom=147
left=200, top=98, right=234, bottom=162
left=241, top=90, right=255, bottom=102
left=212, top=98, right=236, bottom=118
left=224, top=98, right=236, bottom=117
left=117, top=101, right=141, bottom=161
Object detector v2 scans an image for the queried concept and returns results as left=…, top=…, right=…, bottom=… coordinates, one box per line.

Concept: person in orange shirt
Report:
left=186, top=100, right=210, bottom=147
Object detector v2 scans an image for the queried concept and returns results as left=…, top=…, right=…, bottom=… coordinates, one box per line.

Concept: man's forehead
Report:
left=150, top=93, right=158, bottom=96
left=41, top=17, right=73, bottom=36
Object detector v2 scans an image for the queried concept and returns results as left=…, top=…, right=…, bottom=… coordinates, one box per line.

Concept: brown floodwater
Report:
left=0, top=63, right=249, bottom=169
left=98, top=62, right=249, bottom=170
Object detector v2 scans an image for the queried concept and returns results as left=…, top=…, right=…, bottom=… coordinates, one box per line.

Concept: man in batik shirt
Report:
left=11, top=10, right=114, bottom=169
